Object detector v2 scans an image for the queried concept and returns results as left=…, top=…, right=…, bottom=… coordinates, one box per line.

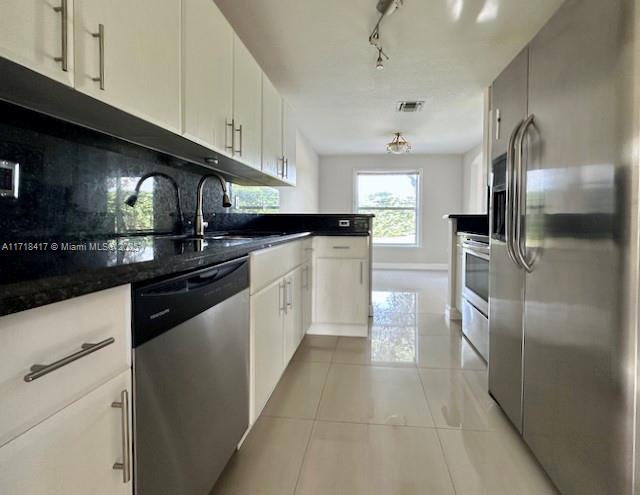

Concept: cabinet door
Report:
left=302, top=262, right=313, bottom=334
left=261, top=74, right=283, bottom=177
left=0, top=370, right=132, bottom=495
left=233, top=34, right=262, bottom=169
left=251, top=279, right=284, bottom=420
left=283, top=267, right=303, bottom=363
left=182, top=0, right=233, bottom=152
left=490, top=47, right=529, bottom=159
left=282, top=100, right=297, bottom=185
left=314, top=258, right=368, bottom=325
left=74, top=0, right=181, bottom=132
left=0, top=0, right=74, bottom=86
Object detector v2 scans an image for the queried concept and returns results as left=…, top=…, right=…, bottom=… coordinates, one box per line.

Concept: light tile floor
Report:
left=212, top=270, right=558, bottom=495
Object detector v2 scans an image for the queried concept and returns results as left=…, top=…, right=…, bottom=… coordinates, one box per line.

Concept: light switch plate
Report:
left=0, top=160, right=19, bottom=199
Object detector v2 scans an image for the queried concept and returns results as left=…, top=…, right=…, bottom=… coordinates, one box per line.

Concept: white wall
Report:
left=461, top=144, right=487, bottom=213
left=278, top=131, right=320, bottom=212
left=319, top=154, right=463, bottom=266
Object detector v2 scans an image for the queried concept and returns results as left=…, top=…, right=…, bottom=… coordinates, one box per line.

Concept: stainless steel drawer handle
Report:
left=332, top=246, right=351, bottom=250
left=24, top=337, right=115, bottom=382
left=112, top=390, right=132, bottom=483
left=53, top=0, right=69, bottom=71
left=286, top=279, right=293, bottom=308
left=91, top=24, right=105, bottom=90
left=225, top=119, right=235, bottom=153
left=234, top=123, right=243, bottom=156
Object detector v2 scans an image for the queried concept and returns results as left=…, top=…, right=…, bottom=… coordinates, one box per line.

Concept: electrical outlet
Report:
left=0, top=161, right=19, bottom=199
left=338, top=219, right=350, bottom=227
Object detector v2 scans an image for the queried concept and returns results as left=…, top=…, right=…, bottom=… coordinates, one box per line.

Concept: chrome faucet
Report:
left=124, top=172, right=185, bottom=231
left=195, top=173, right=232, bottom=237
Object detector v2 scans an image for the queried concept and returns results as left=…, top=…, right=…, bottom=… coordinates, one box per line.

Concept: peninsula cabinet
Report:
left=182, top=0, right=233, bottom=152
left=74, top=0, right=181, bottom=133
left=233, top=34, right=263, bottom=170
left=312, top=236, right=370, bottom=336
left=0, top=371, right=133, bottom=495
left=0, top=0, right=75, bottom=87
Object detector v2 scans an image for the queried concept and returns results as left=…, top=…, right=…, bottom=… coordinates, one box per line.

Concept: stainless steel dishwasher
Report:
left=132, top=256, right=249, bottom=495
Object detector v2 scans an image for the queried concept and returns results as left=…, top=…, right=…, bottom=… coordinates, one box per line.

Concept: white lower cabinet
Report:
left=314, top=257, right=369, bottom=325
left=0, top=370, right=132, bottom=495
left=252, top=278, right=285, bottom=419
left=302, top=261, right=313, bottom=334
left=283, top=266, right=304, bottom=362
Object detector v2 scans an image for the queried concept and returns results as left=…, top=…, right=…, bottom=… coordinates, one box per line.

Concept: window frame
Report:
left=353, top=170, right=422, bottom=247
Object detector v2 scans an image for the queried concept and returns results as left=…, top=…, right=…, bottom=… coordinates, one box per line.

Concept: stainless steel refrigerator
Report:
left=488, top=0, right=639, bottom=493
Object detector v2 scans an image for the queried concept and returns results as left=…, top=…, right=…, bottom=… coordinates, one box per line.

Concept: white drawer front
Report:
left=314, top=236, right=369, bottom=259
left=250, top=241, right=303, bottom=294
left=0, top=285, right=131, bottom=447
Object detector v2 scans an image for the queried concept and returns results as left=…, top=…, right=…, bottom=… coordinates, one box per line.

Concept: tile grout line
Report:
left=290, top=343, right=335, bottom=495
left=434, top=425, right=460, bottom=495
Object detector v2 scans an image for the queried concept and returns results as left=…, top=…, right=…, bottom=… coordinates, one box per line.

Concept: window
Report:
left=230, top=184, right=280, bottom=213
left=356, top=172, right=419, bottom=245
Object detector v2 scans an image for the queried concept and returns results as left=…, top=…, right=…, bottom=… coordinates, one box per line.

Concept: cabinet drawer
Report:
left=250, top=241, right=303, bottom=294
left=0, top=285, right=131, bottom=447
left=314, top=236, right=369, bottom=259
left=0, top=370, right=132, bottom=495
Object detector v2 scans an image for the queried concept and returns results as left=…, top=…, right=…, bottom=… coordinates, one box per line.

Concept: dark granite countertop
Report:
left=0, top=228, right=370, bottom=317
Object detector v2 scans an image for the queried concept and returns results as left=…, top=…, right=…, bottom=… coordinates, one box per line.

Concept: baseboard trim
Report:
left=373, top=263, right=448, bottom=271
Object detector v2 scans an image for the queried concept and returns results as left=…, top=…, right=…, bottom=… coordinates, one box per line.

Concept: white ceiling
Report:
left=214, top=0, right=564, bottom=156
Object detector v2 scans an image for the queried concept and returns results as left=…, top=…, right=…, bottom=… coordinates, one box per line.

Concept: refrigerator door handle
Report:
left=514, top=114, right=536, bottom=273
left=506, top=119, right=524, bottom=268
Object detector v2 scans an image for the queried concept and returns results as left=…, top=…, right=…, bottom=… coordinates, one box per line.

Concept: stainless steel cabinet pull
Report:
left=279, top=281, right=285, bottom=313
left=514, top=114, right=535, bottom=273
left=505, top=119, right=524, bottom=268
left=234, top=124, right=243, bottom=156
left=225, top=119, right=235, bottom=153
left=24, top=337, right=115, bottom=382
left=112, top=390, right=131, bottom=483
left=360, top=261, right=364, bottom=285
left=284, top=158, right=288, bottom=179
left=286, top=279, right=293, bottom=308
left=495, top=108, right=501, bottom=140
left=53, top=0, right=68, bottom=71
left=91, top=24, right=105, bottom=90
left=332, top=246, right=350, bottom=250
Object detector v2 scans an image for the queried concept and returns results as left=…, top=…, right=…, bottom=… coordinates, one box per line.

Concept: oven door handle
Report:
left=463, top=247, right=490, bottom=261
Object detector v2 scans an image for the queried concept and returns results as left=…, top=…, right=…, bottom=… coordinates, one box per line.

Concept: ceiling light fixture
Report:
left=376, top=47, right=389, bottom=70
left=369, top=0, right=403, bottom=69
left=386, top=132, right=412, bottom=154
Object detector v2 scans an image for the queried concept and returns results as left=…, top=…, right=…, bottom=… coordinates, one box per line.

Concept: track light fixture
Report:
left=369, top=0, right=403, bottom=69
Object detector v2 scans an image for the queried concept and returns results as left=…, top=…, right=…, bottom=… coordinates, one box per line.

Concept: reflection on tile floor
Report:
left=211, top=270, right=558, bottom=495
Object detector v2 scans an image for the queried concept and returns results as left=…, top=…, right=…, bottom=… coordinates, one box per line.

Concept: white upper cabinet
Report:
left=232, top=34, right=262, bottom=170
left=261, top=74, right=283, bottom=177
left=73, top=0, right=181, bottom=133
left=0, top=0, right=75, bottom=86
left=282, top=100, right=297, bottom=185
left=182, top=0, right=233, bottom=152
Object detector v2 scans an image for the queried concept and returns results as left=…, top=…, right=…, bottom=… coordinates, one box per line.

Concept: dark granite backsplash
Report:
left=0, top=101, right=228, bottom=240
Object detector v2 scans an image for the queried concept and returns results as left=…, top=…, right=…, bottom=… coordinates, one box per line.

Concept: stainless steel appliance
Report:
left=460, top=233, right=489, bottom=361
left=132, top=257, right=250, bottom=495
left=488, top=1, right=639, bottom=493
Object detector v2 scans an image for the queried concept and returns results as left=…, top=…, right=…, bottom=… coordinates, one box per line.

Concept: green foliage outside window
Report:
left=231, top=185, right=280, bottom=213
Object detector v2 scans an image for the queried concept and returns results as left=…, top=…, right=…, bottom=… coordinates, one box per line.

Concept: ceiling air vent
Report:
left=396, top=101, right=424, bottom=113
